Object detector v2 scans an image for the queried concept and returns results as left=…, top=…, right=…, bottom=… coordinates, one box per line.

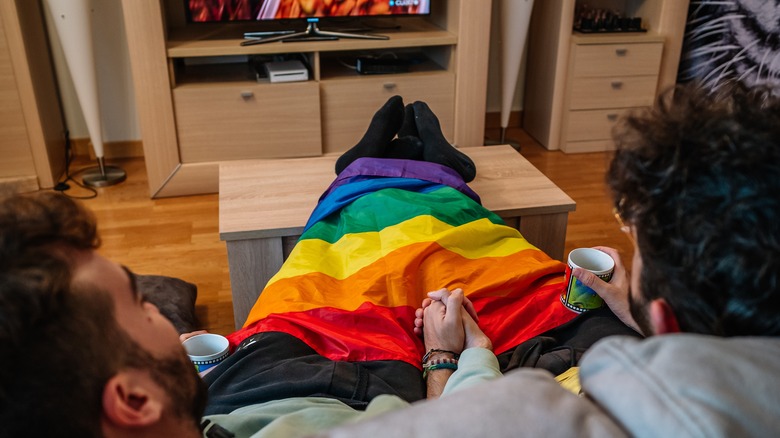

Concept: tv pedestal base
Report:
left=241, top=18, right=389, bottom=46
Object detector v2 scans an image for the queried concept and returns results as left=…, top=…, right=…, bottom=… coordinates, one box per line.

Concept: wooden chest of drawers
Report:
left=174, top=80, right=323, bottom=162
left=560, top=35, right=664, bottom=153
left=320, top=71, right=454, bottom=155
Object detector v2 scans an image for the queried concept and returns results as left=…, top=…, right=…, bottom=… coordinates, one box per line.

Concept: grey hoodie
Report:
left=323, top=334, right=780, bottom=437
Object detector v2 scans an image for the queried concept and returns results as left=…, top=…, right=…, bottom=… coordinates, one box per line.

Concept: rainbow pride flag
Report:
left=228, top=158, right=577, bottom=368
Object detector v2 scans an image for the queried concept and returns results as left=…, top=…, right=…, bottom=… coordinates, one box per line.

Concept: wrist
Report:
left=422, top=348, right=460, bottom=365
left=422, top=359, right=458, bottom=380
left=464, top=337, right=492, bottom=351
left=427, top=351, right=457, bottom=362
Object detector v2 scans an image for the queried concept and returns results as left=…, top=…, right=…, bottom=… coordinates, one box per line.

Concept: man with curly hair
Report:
left=324, top=83, right=780, bottom=436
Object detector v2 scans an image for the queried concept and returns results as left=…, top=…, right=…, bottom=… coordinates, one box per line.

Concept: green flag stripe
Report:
left=301, top=186, right=504, bottom=243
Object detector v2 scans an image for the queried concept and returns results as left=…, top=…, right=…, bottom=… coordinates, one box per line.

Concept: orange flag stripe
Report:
left=244, top=243, right=564, bottom=326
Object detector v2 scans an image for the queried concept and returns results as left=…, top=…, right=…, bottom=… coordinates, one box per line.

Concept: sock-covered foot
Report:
left=386, top=135, right=424, bottom=160
left=398, top=103, right=419, bottom=138
left=414, top=101, right=477, bottom=182
left=335, top=95, right=404, bottom=174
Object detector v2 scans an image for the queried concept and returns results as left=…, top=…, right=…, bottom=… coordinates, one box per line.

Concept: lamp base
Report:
left=484, top=128, right=521, bottom=150
left=82, top=165, right=127, bottom=188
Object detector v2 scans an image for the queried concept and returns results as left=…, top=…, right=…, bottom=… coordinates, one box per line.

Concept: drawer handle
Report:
left=615, top=48, right=628, bottom=56
left=383, top=83, right=397, bottom=90
left=611, top=81, right=624, bottom=90
left=606, top=113, right=619, bottom=121
left=240, top=91, right=254, bottom=99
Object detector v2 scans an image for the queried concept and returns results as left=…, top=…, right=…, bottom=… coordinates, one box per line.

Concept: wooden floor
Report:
left=70, top=127, right=634, bottom=336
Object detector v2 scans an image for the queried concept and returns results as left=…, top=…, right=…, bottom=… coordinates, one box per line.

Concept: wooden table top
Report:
left=219, top=145, right=575, bottom=241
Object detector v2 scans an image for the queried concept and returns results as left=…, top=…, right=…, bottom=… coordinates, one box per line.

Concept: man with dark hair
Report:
left=592, top=83, right=780, bottom=338
left=0, top=193, right=207, bottom=436
left=322, top=83, right=780, bottom=436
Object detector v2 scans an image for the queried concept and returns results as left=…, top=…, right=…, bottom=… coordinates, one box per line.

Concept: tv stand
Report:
left=241, top=18, right=389, bottom=46
left=119, top=0, right=492, bottom=198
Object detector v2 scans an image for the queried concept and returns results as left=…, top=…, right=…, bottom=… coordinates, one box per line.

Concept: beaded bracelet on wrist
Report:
left=422, top=362, right=458, bottom=380
left=423, top=357, right=459, bottom=368
left=422, top=348, right=460, bottom=365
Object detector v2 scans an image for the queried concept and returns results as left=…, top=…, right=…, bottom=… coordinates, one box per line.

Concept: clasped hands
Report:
left=414, top=287, right=492, bottom=358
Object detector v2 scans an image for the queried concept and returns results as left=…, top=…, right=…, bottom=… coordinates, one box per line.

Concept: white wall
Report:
left=45, top=0, right=524, bottom=144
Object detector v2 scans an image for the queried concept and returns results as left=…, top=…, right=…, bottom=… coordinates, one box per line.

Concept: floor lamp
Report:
left=44, top=0, right=126, bottom=188
left=498, top=0, right=535, bottom=147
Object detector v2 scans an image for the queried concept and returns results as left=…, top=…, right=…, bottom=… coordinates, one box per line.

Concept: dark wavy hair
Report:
left=0, top=192, right=110, bottom=436
left=608, top=83, right=780, bottom=336
left=0, top=192, right=182, bottom=437
left=0, top=192, right=205, bottom=437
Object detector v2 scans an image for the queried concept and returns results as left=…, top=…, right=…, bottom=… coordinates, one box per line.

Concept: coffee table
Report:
left=220, top=145, right=576, bottom=328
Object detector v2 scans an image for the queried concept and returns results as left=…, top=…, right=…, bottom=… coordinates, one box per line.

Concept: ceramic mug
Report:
left=561, top=248, right=614, bottom=312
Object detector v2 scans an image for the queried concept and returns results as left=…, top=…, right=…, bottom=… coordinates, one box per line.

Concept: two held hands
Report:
left=414, top=287, right=492, bottom=356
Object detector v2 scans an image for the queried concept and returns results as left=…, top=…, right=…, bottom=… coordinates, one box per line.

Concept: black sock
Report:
left=385, top=135, right=424, bottom=160
left=398, top=103, right=418, bottom=138
left=414, top=101, right=477, bottom=182
left=335, top=95, right=404, bottom=175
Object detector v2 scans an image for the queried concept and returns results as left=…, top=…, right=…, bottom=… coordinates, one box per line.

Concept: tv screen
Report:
left=186, top=0, right=430, bottom=22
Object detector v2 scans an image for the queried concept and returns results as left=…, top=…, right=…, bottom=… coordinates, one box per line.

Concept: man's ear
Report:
left=649, top=298, right=681, bottom=334
left=102, top=371, right=164, bottom=428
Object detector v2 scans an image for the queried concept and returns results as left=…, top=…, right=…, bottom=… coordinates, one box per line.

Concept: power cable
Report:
left=52, top=129, right=98, bottom=199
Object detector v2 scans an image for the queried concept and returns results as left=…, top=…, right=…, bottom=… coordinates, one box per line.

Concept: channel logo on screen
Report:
left=390, top=0, right=420, bottom=6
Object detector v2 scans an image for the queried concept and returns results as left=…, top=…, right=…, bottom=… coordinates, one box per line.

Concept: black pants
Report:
left=203, top=332, right=425, bottom=415
left=203, top=308, right=640, bottom=415
left=496, top=306, right=643, bottom=375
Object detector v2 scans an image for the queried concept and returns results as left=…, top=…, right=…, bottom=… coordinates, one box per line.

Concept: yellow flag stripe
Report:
left=268, top=216, right=537, bottom=285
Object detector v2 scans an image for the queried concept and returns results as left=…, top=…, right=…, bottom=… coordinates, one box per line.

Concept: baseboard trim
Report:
left=0, top=175, right=39, bottom=194
left=484, top=110, right=523, bottom=130
left=71, top=138, right=145, bottom=159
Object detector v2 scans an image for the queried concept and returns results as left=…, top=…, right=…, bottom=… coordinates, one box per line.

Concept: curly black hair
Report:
left=608, top=82, right=780, bottom=336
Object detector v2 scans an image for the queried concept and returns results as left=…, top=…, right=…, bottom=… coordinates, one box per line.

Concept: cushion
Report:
left=136, top=274, right=199, bottom=334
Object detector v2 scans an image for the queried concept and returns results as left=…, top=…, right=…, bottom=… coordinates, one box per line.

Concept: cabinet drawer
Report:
left=566, top=108, right=631, bottom=142
left=572, top=42, right=663, bottom=78
left=320, top=72, right=455, bottom=154
left=174, top=81, right=322, bottom=162
left=569, top=75, right=657, bottom=110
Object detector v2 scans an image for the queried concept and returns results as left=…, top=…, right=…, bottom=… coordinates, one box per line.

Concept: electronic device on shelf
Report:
left=263, top=60, right=309, bottom=82
left=356, top=56, right=412, bottom=74
left=184, top=0, right=431, bottom=44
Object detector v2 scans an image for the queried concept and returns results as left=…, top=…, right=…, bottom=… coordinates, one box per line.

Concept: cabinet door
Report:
left=0, top=16, right=36, bottom=179
left=174, top=81, right=322, bottom=162
left=320, top=72, right=455, bottom=155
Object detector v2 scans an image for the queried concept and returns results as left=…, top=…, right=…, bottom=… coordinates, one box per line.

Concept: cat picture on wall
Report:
left=678, top=0, right=780, bottom=90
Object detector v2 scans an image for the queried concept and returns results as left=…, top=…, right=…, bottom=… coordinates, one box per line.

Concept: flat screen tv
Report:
left=186, top=0, right=430, bottom=23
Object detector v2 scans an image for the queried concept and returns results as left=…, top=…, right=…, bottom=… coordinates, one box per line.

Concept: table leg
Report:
left=226, top=237, right=284, bottom=329
left=518, top=212, right=569, bottom=261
